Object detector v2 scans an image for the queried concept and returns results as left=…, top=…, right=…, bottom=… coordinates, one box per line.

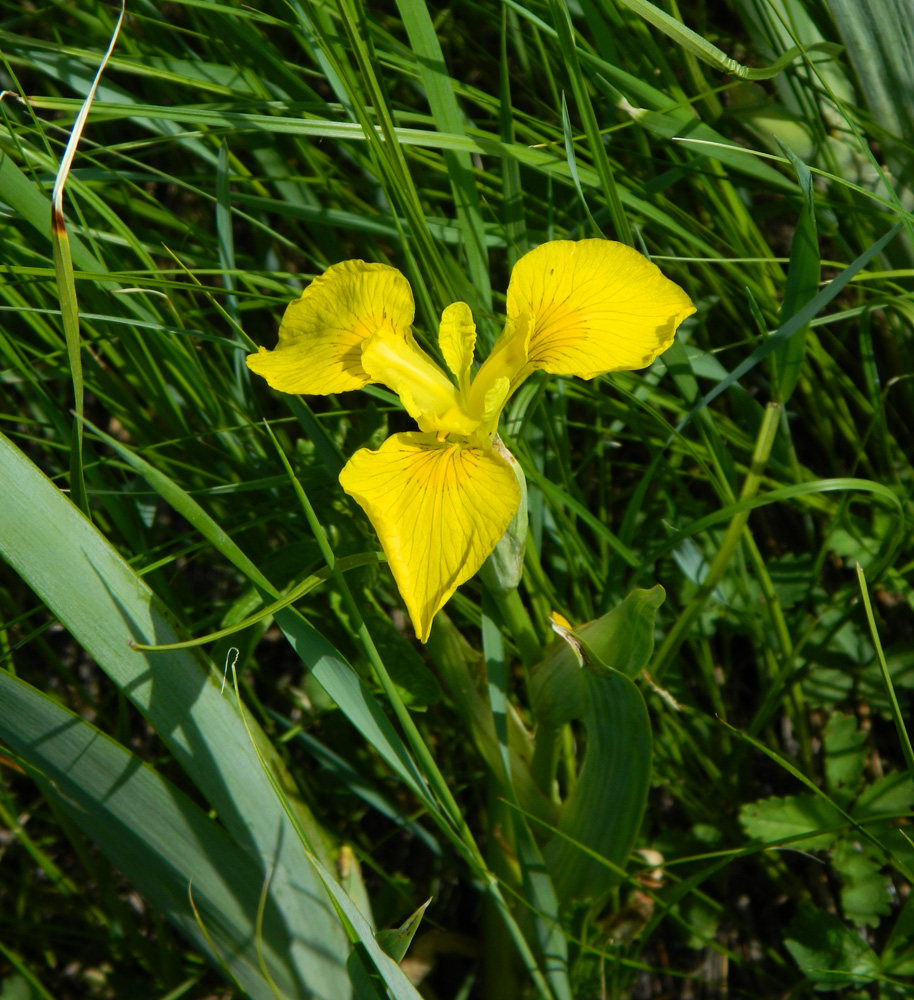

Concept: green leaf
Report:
left=0, top=670, right=309, bottom=1000
left=831, top=840, right=891, bottom=928
left=575, top=585, right=666, bottom=680
left=533, top=607, right=654, bottom=906
left=0, top=431, right=351, bottom=997
left=823, top=713, right=867, bottom=808
left=376, top=900, right=430, bottom=964
left=739, top=793, right=842, bottom=850
left=785, top=902, right=880, bottom=989
left=852, top=772, right=914, bottom=821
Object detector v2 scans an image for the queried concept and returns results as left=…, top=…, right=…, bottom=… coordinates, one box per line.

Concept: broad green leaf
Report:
left=574, top=585, right=666, bottom=679
left=0, top=670, right=308, bottom=1000
left=739, top=793, right=842, bottom=850
left=532, top=595, right=660, bottom=904
left=785, top=902, right=880, bottom=989
left=542, top=667, right=652, bottom=904
left=0, top=432, right=351, bottom=999
left=823, top=713, right=867, bottom=808
left=831, top=840, right=891, bottom=928
left=852, top=773, right=914, bottom=822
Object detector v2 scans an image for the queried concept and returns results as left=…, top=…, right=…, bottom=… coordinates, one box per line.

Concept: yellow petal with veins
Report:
left=438, top=301, right=476, bottom=394
left=246, top=260, right=414, bottom=395
left=360, top=327, right=469, bottom=433
left=339, top=432, right=521, bottom=642
left=506, top=239, right=695, bottom=378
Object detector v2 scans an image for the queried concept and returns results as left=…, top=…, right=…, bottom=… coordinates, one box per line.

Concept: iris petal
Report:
left=339, top=432, right=521, bottom=642
left=246, top=260, right=414, bottom=394
left=506, top=239, right=695, bottom=378
left=438, top=301, right=476, bottom=394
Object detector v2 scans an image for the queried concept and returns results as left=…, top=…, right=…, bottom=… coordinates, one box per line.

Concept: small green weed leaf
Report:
left=831, top=840, right=891, bottom=928
left=0, top=974, right=35, bottom=1000
left=785, top=901, right=880, bottom=989
left=823, top=713, right=867, bottom=808
left=675, top=894, right=721, bottom=950
left=739, top=794, right=842, bottom=849
left=852, top=772, right=914, bottom=822
left=772, top=137, right=819, bottom=403
left=883, top=894, right=914, bottom=974
left=376, top=900, right=430, bottom=964
left=860, top=641, right=914, bottom=716
left=767, top=554, right=816, bottom=608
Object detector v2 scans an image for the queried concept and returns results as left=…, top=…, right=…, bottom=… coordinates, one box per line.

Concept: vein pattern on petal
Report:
left=339, top=433, right=521, bottom=641
left=246, top=260, right=414, bottom=394
left=506, top=239, right=695, bottom=378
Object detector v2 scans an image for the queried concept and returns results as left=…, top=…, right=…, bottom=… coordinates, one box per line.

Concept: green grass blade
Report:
left=393, top=0, right=493, bottom=340
left=618, top=0, right=839, bottom=79
left=548, top=0, right=632, bottom=244
left=677, top=222, right=903, bottom=431
left=856, top=564, right=914, bottom=786
left=772, top=138, right=819, bottom=403
left=48, top=3, right=125, bottom=514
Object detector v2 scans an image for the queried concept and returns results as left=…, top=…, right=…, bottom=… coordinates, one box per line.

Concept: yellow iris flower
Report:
left=247, top=239, right=694, bottom=642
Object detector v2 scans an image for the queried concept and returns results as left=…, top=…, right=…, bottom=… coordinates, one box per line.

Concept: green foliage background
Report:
left=2, top=0, right=914, bottom=997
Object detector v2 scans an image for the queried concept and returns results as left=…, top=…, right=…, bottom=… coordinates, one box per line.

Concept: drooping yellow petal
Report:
left=339, top=432, right=521, bottom=642
left=246, top=260, right=414, bottom=395
left=438, top=301, right=476, bottom=394
left=506, top=239, right=695, bottom=378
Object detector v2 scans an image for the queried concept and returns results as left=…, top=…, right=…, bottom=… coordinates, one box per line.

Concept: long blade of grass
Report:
left=618, top=0, right=840, bottom=79
left=49, top=0, right=124, bottom=515
left=856, top=564, right=914, bottom=786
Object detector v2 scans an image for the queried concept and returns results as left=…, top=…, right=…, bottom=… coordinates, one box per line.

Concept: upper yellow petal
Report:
left=438, top=301, right=476, bottom=394
left=246, top=260, right=414, bottom=395
left=338, top=432, right=521, bottom=642
left=506, top=239, right=695, bottom=378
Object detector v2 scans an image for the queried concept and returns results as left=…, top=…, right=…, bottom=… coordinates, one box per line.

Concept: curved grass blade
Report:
left=617, top=0, right=840, bottom=79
